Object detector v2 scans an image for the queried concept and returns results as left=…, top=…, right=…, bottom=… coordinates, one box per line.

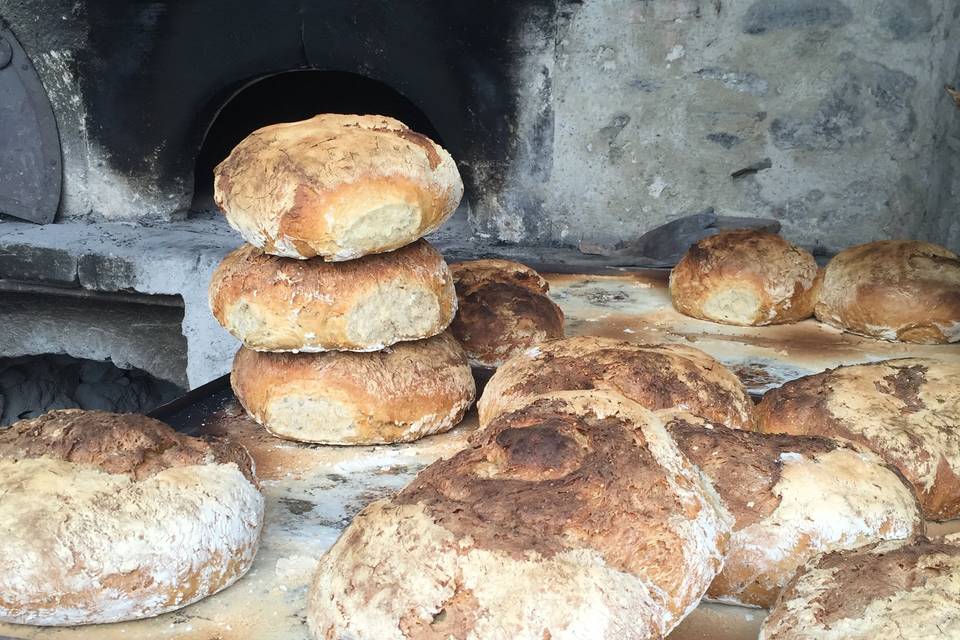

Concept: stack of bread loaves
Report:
left=209, top=114, right=475, bottom=445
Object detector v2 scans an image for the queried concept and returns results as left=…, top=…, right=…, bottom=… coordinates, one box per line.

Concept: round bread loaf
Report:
left=664, top=412, right=922, bottom=608
left=669, top=229, right=822, bottom=326
left=815, top=240, right=960, bottom=343
left=214, top=114, right=463, bottom=261
left=755, top=358, right=960, bottom=521
left=449, top=259, right=564, bottom=367
left=477, top=335, right=755, bottom=429
left=0, top=409, right=264, bottom=626
left=307, top=391, right=732, bottom=640
left=231, top=332, right=475, bottom=445
left=209, top=239, right=457, bottom=352
left=760, top=536, right=960, bottom=639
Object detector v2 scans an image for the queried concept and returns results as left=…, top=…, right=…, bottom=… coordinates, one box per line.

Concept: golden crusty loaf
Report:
left=214, top=114, right=463, bottom=261
left=664, top=413, right=922, bottom=608
left=760, top=536, right=960, bottom=639
left=208, top=239, right=457, bottom=352
left=449, top=259, right=564, bottom=368
left=477, top=335, right=755, bottom=429
left=231, top=332, right=475, bottom=445
left=669, top=229, right=822, bottom=326
left=815, top=240, right=960, bottom=343
left=755, top=358, right=960, bottom=521
left=0, top=409, right=264, bottom=626
left=307, top=391, right=732, bottom=640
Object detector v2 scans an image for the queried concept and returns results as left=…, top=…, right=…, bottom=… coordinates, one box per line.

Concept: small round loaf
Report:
left=0, top=409, right=264, bottom=626
left=307, top=391, right=732, bottom=640
left=755, top=358, right=960, bottom=521
left=664, top=413, right=922, bottom=608
left=208, top=239, right=457, bottom=352
left=449, top=259, right=565, bottom=367
left=231, top=332, right=475, bottom=445
left=669, top=229, right=822, bottom=326
left=214, top=114, right=463, bottom=261
left=477, top=335, right=755, bottom=429
left=760, top=536, right=960, bottom=639
left=815, top=240, right=960, bottom=343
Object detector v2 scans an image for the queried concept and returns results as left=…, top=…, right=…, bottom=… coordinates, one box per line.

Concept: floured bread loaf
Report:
left=815, top=240, right=960, bottom=343
left=669, top=229, right=821, bottom=326
left=477, top=335, right=754, bottom=429
left=760, top=536, right=960, bottom=639
left=755, top=358, right=960, bottom=521
left=0, top=409, right=264, bottom=626
left=664, top=413, right=922, bottom=608
left=231, top=332, right=475, bottom=444
left=449, top=259, right=564, bottom=367
left=209, top=239, right=456, bottom=352
left=214, top=114, right=463, bottom=261
left=307, top=391, right=732, bottom=640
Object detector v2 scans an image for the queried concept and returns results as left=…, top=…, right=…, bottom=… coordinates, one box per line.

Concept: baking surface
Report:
left=549, top=270, right=960, bottom=393
left=2, top=270, right=958, bottom=640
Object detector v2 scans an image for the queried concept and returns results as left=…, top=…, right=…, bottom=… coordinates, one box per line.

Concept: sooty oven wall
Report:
left=2, top=0, right=959, bottom=254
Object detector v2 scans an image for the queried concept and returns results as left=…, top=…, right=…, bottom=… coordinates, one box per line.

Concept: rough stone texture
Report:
left=472, top=0, right=960, bottom=255
left=0, top=216, right=240, bottom=387
left=0, top=292, right=188, bottom=389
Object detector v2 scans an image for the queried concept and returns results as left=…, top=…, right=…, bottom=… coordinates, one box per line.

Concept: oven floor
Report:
left=3, top=271, right=957, bottom=640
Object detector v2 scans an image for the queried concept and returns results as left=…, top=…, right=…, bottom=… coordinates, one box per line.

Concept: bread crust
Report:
left=477, top=335, right=755, bottom=429
left=231, top=332, right=475, bottom=445
left=214, top=114, right=463, bottom=261
left=307, top=391, right=732, bottom=640
left=449, top=259, right=564, bottom=367
left=208, top=239, right=457, bottom=352
left=669, top=229, right=822, bottom=326
left=815, top=240, right=960, bottom=344
left=0, top=410, right=264, bottom=626
left=665, top=413, right=922, bottom=608
left=760, top=537, right=960, bottom=639
left=755, top=358, right=960, bottom=520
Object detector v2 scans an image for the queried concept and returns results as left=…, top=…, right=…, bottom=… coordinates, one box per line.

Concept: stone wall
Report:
left=474, top=0, right=960, bottom=254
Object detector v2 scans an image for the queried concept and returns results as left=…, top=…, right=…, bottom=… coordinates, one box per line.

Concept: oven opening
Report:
left=190, top=70, right=445, bottom=214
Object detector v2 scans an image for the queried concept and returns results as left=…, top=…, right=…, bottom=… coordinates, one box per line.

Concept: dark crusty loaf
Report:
left=307, top=391, right=732, bottom=640
left=760, top=535, right=960, bottom=639
left=665, top=412, right=922, bottom=608
left=755, top=357, right=960, bottom=521
left=449, top=259, right=564, bottom=367
left=478, top=335, right=755, bottom=429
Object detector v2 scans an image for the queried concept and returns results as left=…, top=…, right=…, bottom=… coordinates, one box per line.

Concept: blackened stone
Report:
left=707, top=132, right=743, bottom=148
left=743, top=0, right=852, bottom=34
left=0, top=243, right=78, bottom=285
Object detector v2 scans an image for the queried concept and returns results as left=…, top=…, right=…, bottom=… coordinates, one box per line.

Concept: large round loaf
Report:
left=760, top=536, right=960, bottom=639
left=477, top=335, right=755, bottom=429
left=664, top=413, right=922, bottom=608
left=307, top=391, right=732, bottom=640
left=814, top=240, right=960, bottom=343
left=231, top=332, right=475, bottom=445
left=449, top=259, right=564, bottom=367
left=0, top=409, right=264, bottom=626
left=208, top=239, right=457, bottom=352
left=755, top=358, right=960, bottom=521
left=214, top=114, right=464, bottom=261
left=669, top=229, right=822, bottom=326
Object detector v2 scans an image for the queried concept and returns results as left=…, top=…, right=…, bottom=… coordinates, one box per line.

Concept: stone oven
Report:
left=0, top=0, right=958, bottom=415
